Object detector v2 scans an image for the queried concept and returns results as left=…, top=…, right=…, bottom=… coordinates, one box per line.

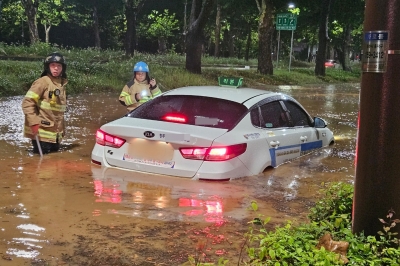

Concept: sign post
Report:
left=276, top=13, right=297, bottom=71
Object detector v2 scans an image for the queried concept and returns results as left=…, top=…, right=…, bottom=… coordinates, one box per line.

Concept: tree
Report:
left=0, top=0, right=27, bottom=43
left=185, top=0, right=216, bottom=74
left=210, top=0, right=258, bottom=59
left=123, top=0, right=146, bottom=57
left=214, top=2, right=221, bottom=57
left=255, top=0, right=274, bottom=75
left=92, top=1, right=100, bottom=48
left=329, top=0, right=365, bottom=71
left=20, top=0, right=40, bottom=44
left=65, top=0, right=121, bottom=49
left=138, top=9, right=179, bottom=54
left=314, top=0, right=334, bottom=76
left=294, top=0, right=320, bottom=62
left=38, top=0, right=68, bottom=43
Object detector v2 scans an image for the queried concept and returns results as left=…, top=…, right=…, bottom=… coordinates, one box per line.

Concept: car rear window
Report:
left=127, top=95, right=248, bottom=130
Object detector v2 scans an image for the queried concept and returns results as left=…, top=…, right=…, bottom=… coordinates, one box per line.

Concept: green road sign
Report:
left=276, top=13, right=297, bottom=30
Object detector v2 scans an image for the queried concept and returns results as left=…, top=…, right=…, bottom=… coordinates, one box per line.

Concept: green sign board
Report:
left=276, top=13, right=297, bottom=30
left=218, top=77, right=243, bottom=88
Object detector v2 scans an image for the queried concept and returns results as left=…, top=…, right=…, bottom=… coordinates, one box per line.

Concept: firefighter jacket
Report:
left=119, top=78, right=162, bottom=111
left=22, top=75, right=68, bottom=143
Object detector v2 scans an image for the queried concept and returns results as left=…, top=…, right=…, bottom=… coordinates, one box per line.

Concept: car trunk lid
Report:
left=101, top=117, right=228, bottom=178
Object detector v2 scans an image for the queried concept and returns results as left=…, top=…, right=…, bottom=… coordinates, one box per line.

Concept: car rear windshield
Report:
left=127, top=95, right=248, bottom=130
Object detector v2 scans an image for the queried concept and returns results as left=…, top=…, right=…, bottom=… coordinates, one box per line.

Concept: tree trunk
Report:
left=158, top=37, right=167, bottom=54
left=45, top=24, right=51, bottom=43
left=255, top=0, right=274, bottom=75
left=341, top=24, right=352, bottom=71
left=214, top=3, right=221, bottom=58
left=185, top=0, right=216, bottom=74
left=315, top=0, right=334, bottom=76
left=228, top=30, right=235, bottom=57
left=21, top=0, right=40, bottom=44
left=124, top=0, right=137, bottom=57
left=186, top=31, right=203, bottom=73
left=245, top=26, right=251, bottom=61
left=0, top=1, right=3, bottom=20
left=93, top=3, right=101, bottom=48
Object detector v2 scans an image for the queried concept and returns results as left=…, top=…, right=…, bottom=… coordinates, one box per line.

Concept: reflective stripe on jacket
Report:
left=119, top=79, right=162, bottom=111
left=22, top=75, right=68, bottom=143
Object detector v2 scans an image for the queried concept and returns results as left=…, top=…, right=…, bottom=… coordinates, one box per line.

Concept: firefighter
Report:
left=119, top=61, right=162, bottom=111
left=22, top=52, right=68, bottom=154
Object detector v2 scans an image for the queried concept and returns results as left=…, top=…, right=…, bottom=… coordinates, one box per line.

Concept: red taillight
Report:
left=95, top=129, right=126, bottom=148
left=91, top=159, right=102, bottom=165
left=162, top=113, right=187, bottom=123
left=179, top=143, right=247, bottom=161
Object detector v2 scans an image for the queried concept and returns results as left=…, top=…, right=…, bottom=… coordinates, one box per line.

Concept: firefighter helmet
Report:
left=132, top=61, right=150, bottom=83
left=133, top=61, right=149, bottom=73
left=41, top=52, right=67, bottom=78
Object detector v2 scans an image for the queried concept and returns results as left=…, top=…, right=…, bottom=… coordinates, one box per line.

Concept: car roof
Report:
left=162, top=86, right=279, bottom=103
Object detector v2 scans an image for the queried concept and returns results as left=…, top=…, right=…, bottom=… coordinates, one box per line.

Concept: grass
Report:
left=0, top=42, right=361, bottom=97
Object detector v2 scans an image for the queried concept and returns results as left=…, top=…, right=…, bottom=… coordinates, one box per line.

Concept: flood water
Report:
left=0, top=84, right=359, bottom=265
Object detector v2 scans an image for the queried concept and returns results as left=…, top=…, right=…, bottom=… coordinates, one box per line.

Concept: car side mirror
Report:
left=314, top=117, right=327, bottom=128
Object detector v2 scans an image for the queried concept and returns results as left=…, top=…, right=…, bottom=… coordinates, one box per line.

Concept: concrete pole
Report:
left=353, top=0, right=400, bottom=236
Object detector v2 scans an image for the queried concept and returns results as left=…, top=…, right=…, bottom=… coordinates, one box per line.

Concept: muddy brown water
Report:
left=0, top=84, right=359, bottom=265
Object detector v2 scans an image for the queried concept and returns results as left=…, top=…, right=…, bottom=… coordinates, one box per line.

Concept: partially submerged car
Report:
left=91, top=85, right=334, bottom=180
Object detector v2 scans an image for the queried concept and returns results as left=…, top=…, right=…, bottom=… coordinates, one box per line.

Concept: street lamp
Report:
left=288, top=3, right=295, bottom=9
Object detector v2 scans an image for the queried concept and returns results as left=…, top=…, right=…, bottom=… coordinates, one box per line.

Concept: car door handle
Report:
left=270, top=140, right=280, bottom=148
left=300, top=136, right=308, bottom=142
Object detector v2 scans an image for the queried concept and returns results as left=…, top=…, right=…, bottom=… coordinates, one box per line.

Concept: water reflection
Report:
left=91, top=165, right=244, bottom=224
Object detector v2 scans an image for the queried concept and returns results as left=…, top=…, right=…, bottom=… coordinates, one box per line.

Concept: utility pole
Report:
left=353, top=0, right=400, bottom=236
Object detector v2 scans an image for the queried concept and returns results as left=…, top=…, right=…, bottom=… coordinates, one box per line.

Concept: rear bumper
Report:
left=91, top=144, right=252, bottom=180
left=91, top=144, right=111, bottom=167
left=193, top=159, right=253, bottom=180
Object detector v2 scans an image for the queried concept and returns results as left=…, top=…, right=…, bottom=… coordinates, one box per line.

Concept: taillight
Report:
left=180, top=143, right=247, bottom=161
left=162, top=113, right=187, bottom=123
left=96, top=129, right=126, bottom=148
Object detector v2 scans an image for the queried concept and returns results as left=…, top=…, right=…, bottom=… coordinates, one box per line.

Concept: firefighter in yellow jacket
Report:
left=22, top=52, right=68, bottom=154
left=119, top=61, right=162, bottom=111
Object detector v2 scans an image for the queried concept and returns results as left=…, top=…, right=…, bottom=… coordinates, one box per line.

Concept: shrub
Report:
left=243, top=182, right=400, bottom=266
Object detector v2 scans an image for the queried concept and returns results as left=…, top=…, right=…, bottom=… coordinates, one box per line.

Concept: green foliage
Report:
left=308, top=182, right=354, bottom=229
left=38, top=0, right=68, bottom=31
left=378, top=208, right=400, bottom=247
left=140, top=9, right=179, bottom=39
left=0, top=44, right=361, bottom=97
left=244, top=182, right=400, bottom=265
left=186, top=255, right=229, bottom=266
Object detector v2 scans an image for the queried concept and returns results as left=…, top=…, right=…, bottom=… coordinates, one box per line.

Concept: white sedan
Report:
left=91, top=86, right=334, bottom=180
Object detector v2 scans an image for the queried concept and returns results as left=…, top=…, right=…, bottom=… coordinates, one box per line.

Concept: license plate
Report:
left=127, top=138, right=174, bottom=161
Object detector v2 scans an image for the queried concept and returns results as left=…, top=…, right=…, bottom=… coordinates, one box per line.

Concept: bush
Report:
left=0, top=43, right=361, bottom=98
left=243, top=182, right=400, bottom=265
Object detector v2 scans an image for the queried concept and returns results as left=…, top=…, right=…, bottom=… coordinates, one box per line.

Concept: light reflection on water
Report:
left=7, top=224, right=47, bottom=259
left=0, top=85, right=360, bottom=263
left=91, top=166, right=239, bottom=224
